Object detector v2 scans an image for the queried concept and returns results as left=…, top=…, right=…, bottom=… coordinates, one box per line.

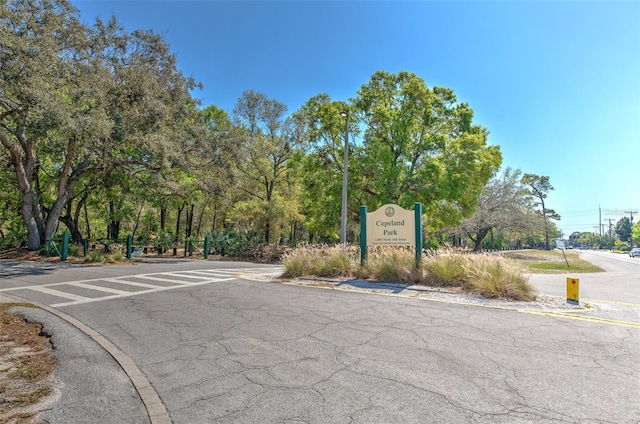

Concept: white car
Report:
left=629, top=248, right=640, bottom=258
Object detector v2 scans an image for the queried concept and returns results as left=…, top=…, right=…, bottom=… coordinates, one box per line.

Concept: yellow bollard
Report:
left=566, top=277, right=579, bottom=305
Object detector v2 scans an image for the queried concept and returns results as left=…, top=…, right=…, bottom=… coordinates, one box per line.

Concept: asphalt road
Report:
left=527, top=250, right=640, bottom=325
left=1, top=255, right=639, bottom=423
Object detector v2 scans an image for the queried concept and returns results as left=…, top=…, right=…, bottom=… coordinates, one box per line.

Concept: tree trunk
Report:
left=541, top=198, right=550, bottom=250
left=132, top=202, right=144, bottom=240
left=60, top=193, right=88, bottom=244
left=160, top=205, right=166, bottom=230
left=175, top=202, right=185, bottom=242
left=185, top=203, right=194, bottom=238
left=108, top=201, right=121, bottom=239
left=472, top=227, right=491, bottom=252
left=84, top=202, right=91, bottom=240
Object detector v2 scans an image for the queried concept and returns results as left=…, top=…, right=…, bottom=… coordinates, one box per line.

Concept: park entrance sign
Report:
left=359, top=203, right=423, bottom=265
left=366, top=204, right=415, bottom=246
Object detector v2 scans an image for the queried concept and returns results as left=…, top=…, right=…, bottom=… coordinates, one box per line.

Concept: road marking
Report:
left=520, top=310, right=640, bottom=329
left=1, top=267, right=280, bottom=307
left=28, top=286, right=89, bottom=301
left=102, top=278, right=164, bottom=289
left=66, top=281, right=133, bottom=296
left=265, top=279, right=640, bottom=330
left=582, top=298, right=640, bottom=307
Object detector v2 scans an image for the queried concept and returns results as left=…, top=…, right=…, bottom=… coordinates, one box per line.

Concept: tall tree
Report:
left=456, top=168, right=535, bottom=251
left=0, top=0, right=201, bottom=249
left=352, top=71, right=502, bottom=230
left=290, top=94, right=353, bottom=241
left=631, top=221, right=640, bottom=247
left=614, top=217, right=632, bottom=244
left=521, top=173, right=559, bottom=250
left=231, top=91, right=301, bottom=243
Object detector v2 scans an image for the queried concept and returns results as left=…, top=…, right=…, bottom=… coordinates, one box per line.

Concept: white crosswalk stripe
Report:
left=0, top=267, right=281, bottom=307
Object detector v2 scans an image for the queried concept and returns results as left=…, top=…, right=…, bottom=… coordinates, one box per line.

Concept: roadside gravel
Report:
left=243, top=272, right=592, bottom=312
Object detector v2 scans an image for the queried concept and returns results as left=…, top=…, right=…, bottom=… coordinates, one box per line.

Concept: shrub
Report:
left=109, top=250, right=124, bottom=262
left=154, top=232, right=174, bottom=254
left=462, top=255, right=536, bottom=301
left=67, top=244, right=82, bottom=257
left=0, top=229, right=27, bottom=250
left=85, top=250, right=104, bottom=263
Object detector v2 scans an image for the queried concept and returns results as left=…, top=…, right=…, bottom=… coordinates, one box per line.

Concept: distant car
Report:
left=630, top=248, right=640, bottom=258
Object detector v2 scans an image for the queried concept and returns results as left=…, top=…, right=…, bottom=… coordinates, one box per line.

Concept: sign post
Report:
left=360, top=206, right=368, bottom=265
left=555, top=238, right=570, bottom=268
left=566, top=277, right=579, bottom=305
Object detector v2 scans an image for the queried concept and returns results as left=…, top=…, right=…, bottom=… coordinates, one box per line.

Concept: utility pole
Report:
left=606, top=219, right=613, bottom=249
left=599, top=206, right=602, bottom=237
left=626, top=210, right=638, bottom=247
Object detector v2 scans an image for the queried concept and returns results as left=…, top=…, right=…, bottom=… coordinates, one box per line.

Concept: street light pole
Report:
left=339, top=111, right=349, bottom=249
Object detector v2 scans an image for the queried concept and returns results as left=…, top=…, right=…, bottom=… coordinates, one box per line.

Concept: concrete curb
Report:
left=1, top=293, right=172, bottom=424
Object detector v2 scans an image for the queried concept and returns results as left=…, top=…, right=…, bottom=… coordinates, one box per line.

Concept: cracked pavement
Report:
left=2, top=256, right=638, bottom=423
left=61, top=272, right=639, bottom=423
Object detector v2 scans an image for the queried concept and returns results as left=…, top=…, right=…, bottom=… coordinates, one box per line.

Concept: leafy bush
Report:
left=85, top=251, right=104, bottom=263
left=67, top=244, right=82, bottom=257
left=109, top=250, right=124, bottom=262
left=154, top=232, right=174, bottom=253
left=0, top=229, right=27, bottom=250
left=208, top=229, right=260, bottom=257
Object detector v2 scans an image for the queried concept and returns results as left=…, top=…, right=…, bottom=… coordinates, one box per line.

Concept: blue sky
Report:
left=71, top=0, right=639, bottom=237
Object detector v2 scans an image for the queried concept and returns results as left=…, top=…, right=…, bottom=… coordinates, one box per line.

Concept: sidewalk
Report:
left=1, top=293, right=163, bottom=424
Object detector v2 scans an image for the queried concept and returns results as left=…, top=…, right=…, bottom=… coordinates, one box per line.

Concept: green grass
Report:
left=503, top=249, right=605, bottom=273
left=527, top=261, right=604, bottom=273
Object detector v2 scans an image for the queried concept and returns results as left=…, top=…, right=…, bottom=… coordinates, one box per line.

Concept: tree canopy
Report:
left=3, top=1, right=570, bottom=254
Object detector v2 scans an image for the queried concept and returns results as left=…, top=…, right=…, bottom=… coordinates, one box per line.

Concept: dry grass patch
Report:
left=0, top=303, right=55, bottom=423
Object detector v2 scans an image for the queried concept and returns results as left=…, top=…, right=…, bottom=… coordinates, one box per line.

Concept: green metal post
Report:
left=360, top=206, right=367, bottom=265
left=61, top=233, right=69, bottom=261
left=126, top=234, right=133, bottom=259
left=204, top=236, right=210, bottom=259
left=414, top=202, right=423, bottom=266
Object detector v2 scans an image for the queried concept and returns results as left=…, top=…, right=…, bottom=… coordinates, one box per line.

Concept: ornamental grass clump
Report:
left=358, top=247, right=420, bottom=284
left=422, top=251, right=466, bottom=287
left=281, top=245, right=318, bottom=277
left=281, top=245, right=355, bottom=278
left=462, top=255, right=536, bottom=301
